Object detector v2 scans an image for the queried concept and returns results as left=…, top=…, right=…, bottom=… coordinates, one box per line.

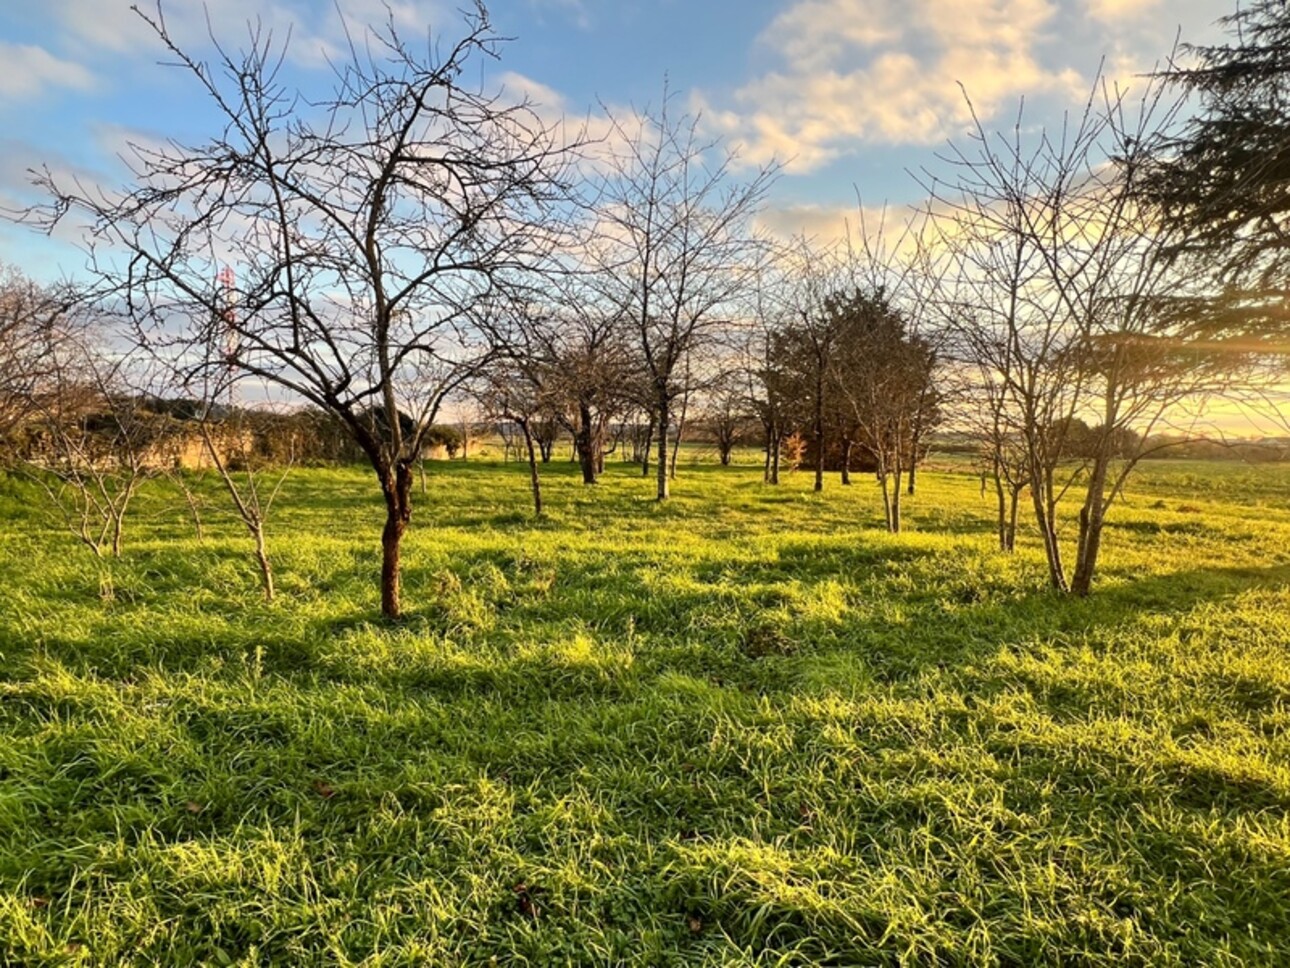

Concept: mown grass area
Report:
left=2, top=456, right=1290, bottom=965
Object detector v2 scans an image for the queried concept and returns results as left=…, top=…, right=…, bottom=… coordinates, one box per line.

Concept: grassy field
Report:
left=2, top=455, right=1290, bottom=965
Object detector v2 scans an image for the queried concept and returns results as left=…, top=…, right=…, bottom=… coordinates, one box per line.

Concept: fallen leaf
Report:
left=185, top=801, right=204, bottom=814
left=687, top=914, right=703, bottom=934
left=513, top=882, right=539, bottom=920
left=313, top=781, right=336, bottom=800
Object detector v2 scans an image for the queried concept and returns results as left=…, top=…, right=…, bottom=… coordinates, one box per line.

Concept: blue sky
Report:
left=0, top=0, right=1230, bottom=282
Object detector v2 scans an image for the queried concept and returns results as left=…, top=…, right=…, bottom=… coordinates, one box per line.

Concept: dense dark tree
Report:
left=1151, top=1, right=1290, bottom=311
left=827, top=287, right=940, bottom=532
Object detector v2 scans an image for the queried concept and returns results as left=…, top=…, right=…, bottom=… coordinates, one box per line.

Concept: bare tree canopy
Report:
left=581, top=87, right=777, bottom=500
left=24, top=1, right=581, bottom=617
left=0, top=265, right=78, bottom=450
left=920, top=74, right=1235, bottom=594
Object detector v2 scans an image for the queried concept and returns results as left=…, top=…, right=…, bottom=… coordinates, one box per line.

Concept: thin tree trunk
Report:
left=1030, top=470, right=1067, bottom=591
left=813, top=404, right=824, bottom=493
left=253, top=525, right=274, bottom=602
left=656, top=397, right=670, bottom=500
left=840, top=439, right=852, bottom=486
left=575, top=401, right=598, bottom=485
left=770, top=434, right=781, bottom=485
left=993, top=464, right=1009, bottom=552
left=1071, top=456, right=1110, bottom=596
left=669, top=392, right=689, bottom=481
left=521, top=421, right=543, bottom=517
left=891, top=468, right=902, bottom=534
left=380, top=462, right=413, bottom=619
left=180, top=480, right=204, bottom=541
left=1007, top=487, right=1020, bottom=553
left=641, top=417, right=655, bottom=478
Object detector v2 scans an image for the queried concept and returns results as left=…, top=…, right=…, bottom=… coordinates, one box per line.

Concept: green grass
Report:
left=2, top=456, right=1290, bottom=965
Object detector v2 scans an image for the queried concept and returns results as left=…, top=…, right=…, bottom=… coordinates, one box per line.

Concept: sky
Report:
left=0, top=0, right=1233, bottom=282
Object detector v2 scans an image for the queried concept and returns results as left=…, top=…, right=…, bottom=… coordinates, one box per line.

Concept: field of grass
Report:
left=2, top=455, right=1290, bottom=965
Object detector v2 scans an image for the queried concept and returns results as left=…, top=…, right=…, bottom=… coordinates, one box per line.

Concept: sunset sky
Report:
left=0, top=0, right=1231, bottom=280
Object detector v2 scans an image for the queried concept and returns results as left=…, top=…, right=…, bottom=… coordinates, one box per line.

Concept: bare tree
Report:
left=477, top=367, right=547, bottom=516
left=26, top=3, right=578, bottom=617
left=493, top=292, right=634, bottom=485
left=184, top=357, right=292, bottom=602
left=0, top=266, right=75, bottom=456
left=583, top=88, right=775, bottom=500
left=701, top=372, right=751, bottom=466
left=921, top=77, right=1230, bottom=593
left=19, top=332, right=158, bottom=558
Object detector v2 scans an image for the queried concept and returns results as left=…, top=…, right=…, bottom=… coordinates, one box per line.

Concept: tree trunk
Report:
left=763, top=426, right=773, bottom=482
left=253, top=524, right=275, bottom=602
left=1030, top=471, right=1067, bottom=591
left=641, top=417, right=655, bottom=478
left=993, top=467, right=1009, bottom=552
left=1071, top=456, right=1110, bottom=596
left=890, top=468, right=902, bottom=533
left=669, top=395, right=688, bottom=481
left=182, top=484, right=204, bottom=541
left=656, top=397, right=670, bottom=501
left=907, top=460, right=917, bottom=496
left=380, top=462, right=413, bottom=619
left=770, top=435, right=781, bottom=485
left=840, top=439, right=852, bottom=486
left=1007, top=487, right=1020, bottom=553
left=111, top=511, right=124, bottom=558
left=879, top=473, right=892, bottom=531
left=813, top=413, right=824, bottom=493
left=575, top=402, right=598, bottom=485
left=521, top=421, right=543, bottom=517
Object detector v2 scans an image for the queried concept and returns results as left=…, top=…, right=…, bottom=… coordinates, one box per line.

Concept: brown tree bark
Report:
left=655, top=396, right=670, bottom=500
left=380, top=461, right=414, bottom=619
left=521, top=422, right=543, bottom=517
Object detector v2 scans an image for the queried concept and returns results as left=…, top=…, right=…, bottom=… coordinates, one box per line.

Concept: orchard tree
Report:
left=501, top=292, right=634, bottom=485
left=0, top=265, right=75, bottom=455
left=584, top=88, right=776, bottom=500
left=18, top=331, right=160, bottom=559
left=922, top=77, right=1230, bottom=594
left=27, top=3, right=578, bottom=618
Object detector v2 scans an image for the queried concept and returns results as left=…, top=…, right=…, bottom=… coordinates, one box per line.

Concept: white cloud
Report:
left=1087, top=0, right=1161, bottom=23
left=0, top=42, right=95, bottom=99
left=46, top=0, right=451, bottom=70
left=695, top=0, right=1094, bottom=172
